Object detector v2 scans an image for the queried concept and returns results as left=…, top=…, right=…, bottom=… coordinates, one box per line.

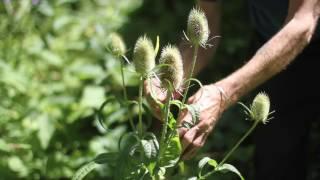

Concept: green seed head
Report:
left=108, top=33, right=126, bottom=57
left=251, top=92, right=271, bottom=124
left=187, top=8, right=209, bottom=47
left=133, top=36, right=155, bottom=75
left=159, top=45, right=184, bottom=90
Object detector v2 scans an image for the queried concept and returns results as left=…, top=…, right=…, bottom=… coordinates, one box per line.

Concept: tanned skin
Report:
left=146, top=0, right=320, bottom=159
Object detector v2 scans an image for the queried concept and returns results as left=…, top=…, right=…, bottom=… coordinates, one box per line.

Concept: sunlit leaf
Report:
left=37, top=114, right=55, bottom=149
left=216, top=163, right=244, bottom=180
left=159, top=130, right=182, bottom=168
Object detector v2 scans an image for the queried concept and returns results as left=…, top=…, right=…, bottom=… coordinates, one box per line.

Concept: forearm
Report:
left=180, top=0, right=221, bottom=77
left=216, top=14, right=318, bottom=105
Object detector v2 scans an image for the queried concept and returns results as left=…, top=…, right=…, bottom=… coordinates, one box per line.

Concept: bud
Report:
left=108, top=33, right=126, bottom=57
left=251, top=92, right=271, bottom=124
left=187, top=8, right=209, bottom=47
left=133, top=36, right=155, bottom=75
left=159, top=45, right=184, bottom=90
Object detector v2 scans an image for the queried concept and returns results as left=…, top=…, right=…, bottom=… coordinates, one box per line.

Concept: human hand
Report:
left=178, top=84, right=228, bottom=160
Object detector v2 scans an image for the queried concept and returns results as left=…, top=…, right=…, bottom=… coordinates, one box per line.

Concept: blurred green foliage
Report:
left=0, top=0, right=142, bottom=179
left=0, top=0, right=257, bottom=179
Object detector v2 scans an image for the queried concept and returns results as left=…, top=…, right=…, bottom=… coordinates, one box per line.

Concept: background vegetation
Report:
left=1, top=0, right=319, bottom=179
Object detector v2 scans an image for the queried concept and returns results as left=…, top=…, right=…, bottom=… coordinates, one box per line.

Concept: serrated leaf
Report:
left=141, top=139, right=157, bottom=159
left=159, top=130, right=182, bottom=168
left=216, top=163, right=244, bottom=180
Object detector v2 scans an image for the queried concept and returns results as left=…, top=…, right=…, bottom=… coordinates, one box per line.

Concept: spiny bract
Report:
left=108, top=33, right=126, bottom=57
left=159, top=45, right=184, bottom=90
left=250, top=92, right=271, bottom=124
left=187, top=8, right=209, bottom=47
left=133, top=35, right=155, bottom=75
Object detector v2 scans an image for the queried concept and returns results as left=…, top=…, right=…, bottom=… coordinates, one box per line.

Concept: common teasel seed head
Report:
left=159, top=45, right=184, bottom=90
left=133, top=35, right=155, bottom=75
left=108, top=33, right=126, bottom=57
left=250, top=92, right=271, bottom=124
left=187, top=8, right=209, bottom=47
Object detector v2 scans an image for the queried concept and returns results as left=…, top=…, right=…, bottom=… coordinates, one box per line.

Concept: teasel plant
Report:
left=178, top=8, right=217, bottom=130
left=157, top=45, right=184, bottom=169
left=72, top=7, right=275, bottom=180
left=106, top=33, right=135, bottom=131
left=193, top=92, right=275, bottom=180
left=132, top=35, right=157, bottom=137
left=180, top=8, right=210, bottom=107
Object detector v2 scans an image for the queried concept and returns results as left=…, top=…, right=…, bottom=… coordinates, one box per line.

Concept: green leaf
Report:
left=80, top=86, right=105, bottom=108
left=94, top=152, right=119, bottom=164
left=37, top=114, right=55, bottom=149
left=39, top=50, right=63, bottom=66
left=159, top=130, right=182, bottom=168
left=216, top=164, right=244, bottom=180
left=0, top=139, right=9, bottom=152
left=8, top=156, right=28, bottom=177
left=188, top=177, right=198, bottom=180
left=72, top=152, right=118, bottom=180
left=141, top=139, right=158, bottom=160
left=72, top=162, right=97, bottom=180
left=198, top=157, right=217, bottom=177
left=198, top=157, right=217, bottom=169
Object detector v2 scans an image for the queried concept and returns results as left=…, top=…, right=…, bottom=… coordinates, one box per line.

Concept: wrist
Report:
left=212, top=79, right=239, bottom=108
left=292, top=13, right=318, bottom=41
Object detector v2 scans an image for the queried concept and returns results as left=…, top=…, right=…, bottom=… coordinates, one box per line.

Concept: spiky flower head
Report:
left=133, top=35, right=155, bottom=75
left=108, top=33, right=126, bottom=57
left=187, top=8, right=209, bottom=47
left=250, top=92, right=271, bottom=124
left=159, top=45, right=184, bottom=90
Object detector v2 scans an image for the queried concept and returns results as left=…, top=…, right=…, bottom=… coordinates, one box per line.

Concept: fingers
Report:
left=182, top=131, right=208, bottom=159
left=181, top=125, right=199, bottom=151
left=181, top=120, right=211, bottom=151
left=178, top=127, right=188, bottom=137
left=180, top=119, right=213, bottom=160
left=181, top=146, right=198, bottom=160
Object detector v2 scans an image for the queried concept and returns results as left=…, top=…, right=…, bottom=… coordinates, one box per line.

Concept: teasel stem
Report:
left=138, top=76, right=144, bottom=137
left=180, top=44, right=199, bottom=113
left=120, top=59, right=135, bottom=131
left=159, top=89, right=172, bottom=158
left=203, top=120, right=259, bottom=179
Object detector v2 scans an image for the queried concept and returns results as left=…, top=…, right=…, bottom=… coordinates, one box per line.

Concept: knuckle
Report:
left=201, top=121, right=212, bottom=129
left=193, top=142, right=203, bottom=148
left=183, top=136, right=193, bottom=144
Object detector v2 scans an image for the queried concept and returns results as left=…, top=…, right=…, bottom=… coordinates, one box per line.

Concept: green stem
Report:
left=179, top=44, right=199, bottom=114
left=138, top=76, right=144, bottom=137
left=203, top=120, right=259, bottom=179
left=120, top=60, right=135, bottom=131
left=159, top=90, right=172, bottom=157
